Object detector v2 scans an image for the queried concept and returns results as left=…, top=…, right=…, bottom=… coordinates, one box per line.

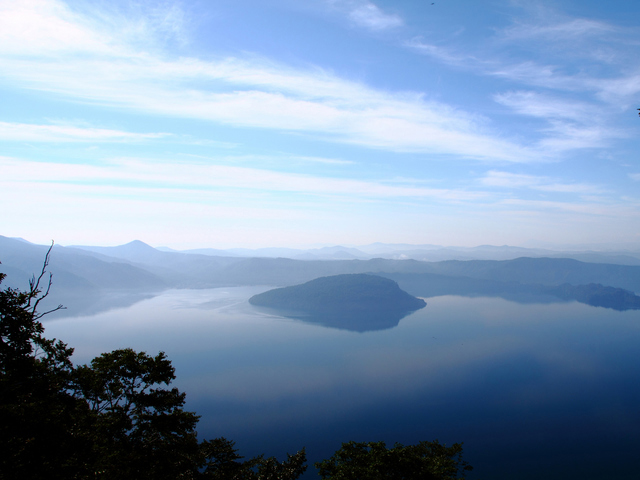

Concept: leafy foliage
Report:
left=0, top=249, right=86, bottom=480
left=315, top=440, right=472, bottom=480
left=74, top=349, right=202, bottom=479
left=200, top=437, right=307, bottom=480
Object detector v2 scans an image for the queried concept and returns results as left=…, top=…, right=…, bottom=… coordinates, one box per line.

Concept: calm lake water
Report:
left=44, top=287, right=640, bottom=479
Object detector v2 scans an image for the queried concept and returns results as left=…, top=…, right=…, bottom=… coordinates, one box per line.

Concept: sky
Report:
left=1, top=0, right=640, bottom=250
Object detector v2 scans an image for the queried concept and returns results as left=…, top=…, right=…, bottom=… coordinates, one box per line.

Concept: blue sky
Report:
left=1, top=0, right=639, bottom=249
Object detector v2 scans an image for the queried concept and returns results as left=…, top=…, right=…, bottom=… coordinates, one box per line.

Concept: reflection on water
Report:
left=252, top=305, right=419, bottom=332
left=385, top=272, right=640, bottom=311
left=36, top=288, right=159, bottom=320
left=43, top=288, right=640, bottom=480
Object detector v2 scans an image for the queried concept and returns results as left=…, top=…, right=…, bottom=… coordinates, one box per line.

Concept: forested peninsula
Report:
left=249, top=274, right=426, bottom=331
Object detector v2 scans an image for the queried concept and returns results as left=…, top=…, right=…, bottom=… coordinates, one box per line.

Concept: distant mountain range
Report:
left=157, top=242, right=640, bottom=265
left=2, top=235, right=640, bottom=317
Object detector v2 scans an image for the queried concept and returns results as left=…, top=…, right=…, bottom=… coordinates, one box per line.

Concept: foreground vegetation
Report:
left=0, top=249, right=472, bottom=480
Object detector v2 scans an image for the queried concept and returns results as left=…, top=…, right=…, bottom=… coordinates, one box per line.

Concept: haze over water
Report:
left=44, top=287, right=640, bottom=480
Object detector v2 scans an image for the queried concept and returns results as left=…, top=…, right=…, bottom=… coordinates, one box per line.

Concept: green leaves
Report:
left=315, top=440, right=472, bottom=480
left=0, top=258, right=87, bottom=480
left=72, top=349, right=200, bottom=479
left=199, top=437, right=307, bottom=480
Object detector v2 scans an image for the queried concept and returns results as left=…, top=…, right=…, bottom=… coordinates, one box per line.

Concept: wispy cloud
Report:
left=408, top=7, right=640, bottom=104
left=493, top=91, right=621, bottom=152
left=326, top=0, right=403, bottom=31
left=347, top=2, right=403, bottom=31
left=500, top=18, right=615, bottom=42
left=630, top=173, right=640, bottom=181
left=493, top=91, right=592, bottom=122
left=480, top=171, right=541, bottom=188
left=407, top=7, right=640, bottom=159
left=499, top=198, right=638, bottom=217
left=0, top=156, right=483, bottom=202
left=481, top=170, right=605, bottom=194
left=0, top=121, right=167, bottom=142
left=0, top=0, right=534, bottom=162
left=405, top=38, right=478, bottom=69
left=290, top=155, right=355, bottom=165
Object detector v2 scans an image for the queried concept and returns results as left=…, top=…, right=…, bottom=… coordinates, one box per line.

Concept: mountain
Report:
left=543, top=283, right=640, bottom=311
left=379, top=272, right=640, bottom=310
left=69, top=240, right=244, bottom=287
left=424, top=257, right=640, bottom=293
left=0, top=236, right=167, bottom=317
left=4, top=236, right=640, bottom=316
left=249, top=274, right=426, bottom=332
left=170, top=242, right=640, bottom=264
left=69, top=240, right=169, bottom=264
left=0, top=236, right=165, bottom=291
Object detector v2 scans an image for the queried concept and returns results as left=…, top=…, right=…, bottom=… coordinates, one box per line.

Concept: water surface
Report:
left=44, top=287, right=640, bottom=479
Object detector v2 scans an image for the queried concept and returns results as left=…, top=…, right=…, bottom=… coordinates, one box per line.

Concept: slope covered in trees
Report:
left=249, top=274, right=426, bottom=315
left=5, top=236, right=640, bottom=295
left=249, top=274, right=426, bottom=331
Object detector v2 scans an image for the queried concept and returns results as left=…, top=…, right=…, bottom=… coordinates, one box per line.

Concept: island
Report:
left=543, top=283, right=640, bottom=311
left=248, top=274, right=427, bottom=332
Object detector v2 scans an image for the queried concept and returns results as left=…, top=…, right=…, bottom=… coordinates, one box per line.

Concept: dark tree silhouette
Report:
left=315, top=440, right=472, bottom=480
left=0, top=244, right=86, bottom=479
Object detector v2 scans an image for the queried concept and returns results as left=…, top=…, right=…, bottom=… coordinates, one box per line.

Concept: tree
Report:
left=199, top=437, right=307, bottom=480
left=315, top=440, right=473, bottom=480
left=74, top=348, right=202, bottom=479
left=0, top=246, right=90, bottom=479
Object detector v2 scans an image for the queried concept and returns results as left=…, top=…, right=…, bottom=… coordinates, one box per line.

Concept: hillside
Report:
left=248, top=274, right=426, bottom=331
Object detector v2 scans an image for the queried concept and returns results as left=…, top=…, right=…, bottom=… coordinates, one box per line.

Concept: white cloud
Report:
left=409, top=9, right=640, bottom=158
left=409, top=9, right=640, bottom=110
left=591, top=73, right=640, bottom=103
left=326, top=0, right=402, bottom=31
left=405, top=38, right=478, bottom=69
left=291, top=155, right=355, bottom=165
left=501, top=18, right=615, bottom=42
left=481, top=170, right=604, bottom=195
left=0, top=0, right=535, bottom=162
left=347, top=2, right=403, bottom=31
left=0, top=121, right=167, bottom=142
left=481, top=171, right=541, bottom=188
left=630, top=173, right=640, bottom=181
left=534, top=182, right=604, bottom=195
left=0, top=0, right=112, bottom=56
left=493, top=91, right=622, bottom=152
left=499, top=198, right=637, bottom=217
left=0, top=156, right=484, bottom=202
left=493, top=91, right=592, bottom=122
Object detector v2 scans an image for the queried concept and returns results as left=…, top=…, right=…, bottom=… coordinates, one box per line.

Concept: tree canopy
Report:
left=315, top=440, right=472, bottom=480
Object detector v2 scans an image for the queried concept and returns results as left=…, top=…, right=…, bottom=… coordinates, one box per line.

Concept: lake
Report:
left=43, top=287, right=640, bottom=479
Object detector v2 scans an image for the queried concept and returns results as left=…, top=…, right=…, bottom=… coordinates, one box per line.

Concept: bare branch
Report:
left=31, top=272, right=53, bottom=315
left=33, top=304, right=66, bottom=320
left=27, top=241, right=54, bottom=309
left=25, top=241, right=66, bottom=319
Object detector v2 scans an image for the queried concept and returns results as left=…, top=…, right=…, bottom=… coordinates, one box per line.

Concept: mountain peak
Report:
left=121, top=240, right=154, bottom=249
